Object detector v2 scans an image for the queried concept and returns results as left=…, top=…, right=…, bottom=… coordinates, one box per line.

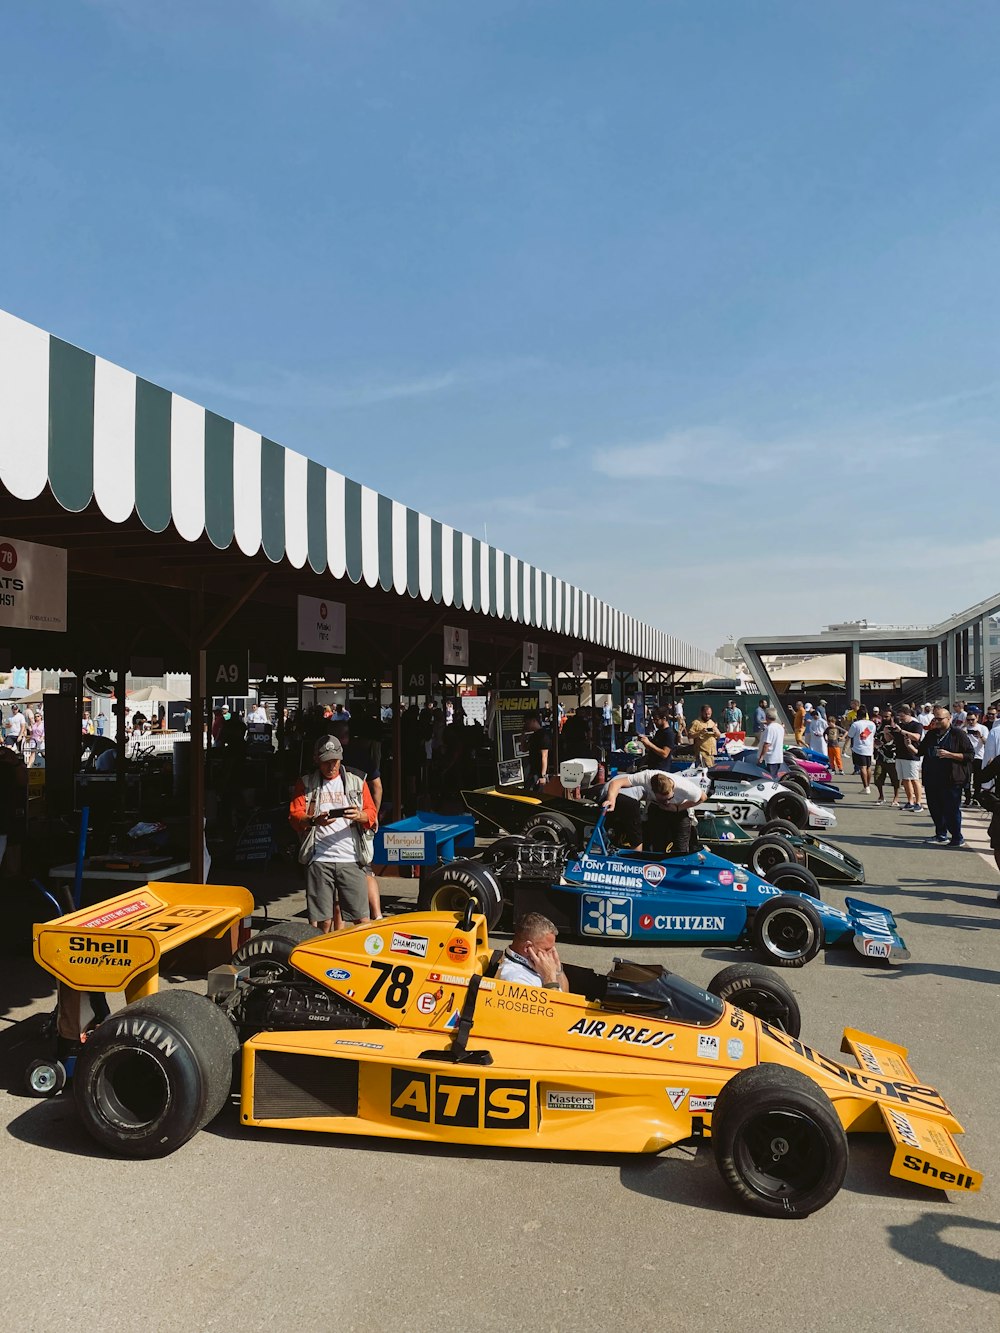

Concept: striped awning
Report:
left=0, top=308, right=726, bottom=674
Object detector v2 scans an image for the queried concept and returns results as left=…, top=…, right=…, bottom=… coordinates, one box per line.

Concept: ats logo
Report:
left=390, top=1069, right=530, bottom=1130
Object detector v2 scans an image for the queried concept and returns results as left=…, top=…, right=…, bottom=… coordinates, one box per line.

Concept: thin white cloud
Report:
left=592, top=424, right=942, bottom=483
left=551, top=433, right=572, bottom=451
left=164, top=355, right=540, bottom=414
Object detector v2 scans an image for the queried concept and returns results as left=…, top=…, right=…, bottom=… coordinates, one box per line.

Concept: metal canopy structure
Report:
left=0, top=308, right=725, bottom=679
left=739, top=594, right=1000, bottom=709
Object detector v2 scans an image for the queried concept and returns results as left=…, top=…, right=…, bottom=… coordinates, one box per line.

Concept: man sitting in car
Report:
left=497, top=912, right=570, bottom=991
left=602, top=768, right=706, bottom=853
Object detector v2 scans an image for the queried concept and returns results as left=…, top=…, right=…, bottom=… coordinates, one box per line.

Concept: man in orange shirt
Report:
left=289, top=735, right=378, bottom=932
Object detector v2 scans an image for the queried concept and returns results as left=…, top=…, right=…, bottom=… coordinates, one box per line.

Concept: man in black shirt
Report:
left=521, top=712, right=552, bottom=787
left=918, top=707, right=974, bottom=846
left=636, top=708, right=680, bottom=772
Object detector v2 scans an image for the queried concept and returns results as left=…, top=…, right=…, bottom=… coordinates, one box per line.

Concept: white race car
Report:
left=683, top=766, right=838, bottom=832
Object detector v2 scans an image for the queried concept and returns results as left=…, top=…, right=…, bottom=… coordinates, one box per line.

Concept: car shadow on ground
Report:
left=887, top=1212, right=1000, bottom=1295
left=5, top=1094, right=117, bottom=1159
left=895, top=910, right=1000, bottom=932
left=0, top=953, right=57, bottom=1024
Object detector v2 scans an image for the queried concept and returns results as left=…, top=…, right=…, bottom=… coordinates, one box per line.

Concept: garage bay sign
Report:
left=0, top=535, right=67, bottom=632
left=297, top=595, right=346, bottom=655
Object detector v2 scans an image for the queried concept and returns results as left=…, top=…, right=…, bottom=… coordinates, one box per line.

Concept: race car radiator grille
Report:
left=253, top=1051, right=359, bottom=1119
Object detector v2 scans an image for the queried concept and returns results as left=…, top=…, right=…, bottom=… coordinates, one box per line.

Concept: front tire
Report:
left=712, top=1063, right=848, bottom=1217
left=707, top=963, right=801, bottom=1036
left=747, top=835, right=797, bottom=880
left=758, top=818, right=801, bottom=839
left=751, top=895, right=823, bottom=967
left=73, top=990, right=238, bottom=1158
left=765, top=863, right=822, bottom=900
left=418, top=860, right=505, bottom=928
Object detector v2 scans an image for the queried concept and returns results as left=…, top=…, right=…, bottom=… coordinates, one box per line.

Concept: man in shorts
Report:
left=893, top=704, right=924, bottom=812
left=289, top=735, right=378, bottom=932
left=846, top=707, right=877, bottom=794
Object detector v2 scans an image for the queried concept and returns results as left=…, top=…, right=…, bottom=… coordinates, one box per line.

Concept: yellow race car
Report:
left=32, top=884, right=982, bottom=1219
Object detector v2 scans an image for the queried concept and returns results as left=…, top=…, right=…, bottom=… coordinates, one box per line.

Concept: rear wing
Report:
left=841, top=1029, right=982, bottom=1195
left=34, top=882, right=255, bottom=999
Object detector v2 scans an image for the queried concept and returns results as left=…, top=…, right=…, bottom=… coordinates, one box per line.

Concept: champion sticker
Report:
left=391, top=931, right=429, bottom=958
left=698, top=1034, right=720, bottom=1060
left=689, top=1095, right=716, bottom=1113
left=364, top=934, right=384, bottom=956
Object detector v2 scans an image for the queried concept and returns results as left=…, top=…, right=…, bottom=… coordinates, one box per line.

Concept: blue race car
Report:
left=417, top=814, right=908, bottom=969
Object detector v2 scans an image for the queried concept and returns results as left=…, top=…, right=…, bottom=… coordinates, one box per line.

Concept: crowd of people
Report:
left=780, top=696, right=1000, bottom=858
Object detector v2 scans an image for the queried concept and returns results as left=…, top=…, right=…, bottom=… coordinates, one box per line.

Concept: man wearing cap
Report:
left=289, top=735, right=378, bottom=932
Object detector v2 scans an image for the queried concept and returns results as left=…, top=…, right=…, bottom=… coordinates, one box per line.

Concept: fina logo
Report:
left=642, top=863, right=666, bottom=885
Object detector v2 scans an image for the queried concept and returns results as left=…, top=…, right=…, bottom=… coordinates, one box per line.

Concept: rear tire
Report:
left=781, top=772, right=810, bottom=796
left=751, top=895, right=824, bottom=967
left=73, top=990, right=238, bottom=1158
left=418, top=860, right=505, bottom=928
left=231, top=920, right=320, bottom=982
left=706, top=963, right=801, bottom=1036
left=522, top=810, right=578, bottom=847
left=712, top=1063, right=848, bottom=1217
left=764, top=790, right=808, bottom=828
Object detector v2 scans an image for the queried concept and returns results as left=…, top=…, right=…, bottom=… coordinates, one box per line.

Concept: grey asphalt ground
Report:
left=2, top=774, right=998, bottom=1332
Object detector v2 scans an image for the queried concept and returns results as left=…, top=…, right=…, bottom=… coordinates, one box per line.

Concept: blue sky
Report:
left=2, top=1, right=999, bottom=653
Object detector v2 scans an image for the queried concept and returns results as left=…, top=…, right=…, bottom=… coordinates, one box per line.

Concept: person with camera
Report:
left=289, top=735, right=378, bottom=932
left=893, top=704, right=924, bottom=812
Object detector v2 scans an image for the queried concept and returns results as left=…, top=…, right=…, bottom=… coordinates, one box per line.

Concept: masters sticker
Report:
left=545, top=1090, right=595, bottom=1112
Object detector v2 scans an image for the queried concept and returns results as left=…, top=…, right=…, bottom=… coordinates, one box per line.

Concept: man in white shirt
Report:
left=847, top=707, right=877, bottom=794
left=248, top=702, right=268, bottom=724
left=4, top=706, right=26, bottom=751
left=603, top=767, right=705, bottom=853
left=918, top=704, right=934, bottom=733
left=497, top=913, right=569, bottom=990
left=963, top=707, right=989, bottom=806
left=756, top=707, right=785, bottom=779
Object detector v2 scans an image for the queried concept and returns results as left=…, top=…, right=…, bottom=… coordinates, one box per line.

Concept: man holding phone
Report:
left=918, top=707, right=974, bottom=846
left=289, top=735, right=378, bottom=931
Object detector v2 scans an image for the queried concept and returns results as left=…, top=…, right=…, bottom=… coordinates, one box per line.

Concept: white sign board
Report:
left=297, top=596, right=346, bottom=654
left=571, top=651, right=583, bottom=677
left=522, top=640, right=538, bottom=674
left=444, top=625, right=469, bottom=668
left=0, top=536, right=67, bottom=632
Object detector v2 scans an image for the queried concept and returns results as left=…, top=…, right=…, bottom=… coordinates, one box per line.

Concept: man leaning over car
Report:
left=603, top=768, right=706, bottom=854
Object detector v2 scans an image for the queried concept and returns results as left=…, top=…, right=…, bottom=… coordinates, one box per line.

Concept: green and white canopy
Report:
left=0, top=308, right=725, bottom=674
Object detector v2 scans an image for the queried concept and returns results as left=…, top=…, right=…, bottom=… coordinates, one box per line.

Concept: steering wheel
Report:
left=460, top=898, right=476, bottom=933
